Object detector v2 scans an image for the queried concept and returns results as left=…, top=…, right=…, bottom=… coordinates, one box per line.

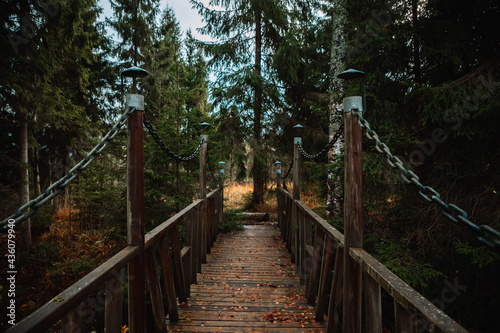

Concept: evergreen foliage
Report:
left=191, top=0, right=288, bottom=205
left=0, top=0, right=499, bottom=330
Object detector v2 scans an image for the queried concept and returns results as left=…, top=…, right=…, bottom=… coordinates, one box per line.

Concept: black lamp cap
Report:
left=337, top=69, right=366, bottom=80
left=121, top=66, right=149, bottom=78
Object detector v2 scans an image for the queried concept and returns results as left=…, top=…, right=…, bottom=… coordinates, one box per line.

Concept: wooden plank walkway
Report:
left=169, top=223, right=326, bottom=333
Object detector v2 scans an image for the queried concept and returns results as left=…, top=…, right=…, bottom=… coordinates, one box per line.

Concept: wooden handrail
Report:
left=277, top=186, right=468, bottom=332
left=350, top=248, right=468, bottom=333
left=145, top=198, right=203, bottom=248
left=8, top=187, right=223, bottom=333
left=6, top=246, right=140, bottom=333
left=295, top=199, right=344, bottom=247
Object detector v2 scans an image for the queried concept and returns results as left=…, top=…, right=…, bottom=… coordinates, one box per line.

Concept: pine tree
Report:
left=191, top=0, right=287, bottom=204
left=142, top=7, right=210, bottom=221
left=108, top=0, right=159, bottom=75
left=1, top=0, right=113, bottom=250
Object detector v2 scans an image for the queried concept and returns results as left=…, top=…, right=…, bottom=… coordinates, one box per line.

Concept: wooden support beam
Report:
left=365, top=272, right=382, bottom=333
left=395, top=300, right=416, bottom=333
left=292, top=136, right=301, bottom=270
left=144, top=247, right=168, bottom=333
left=62, top=303, right=84, bottom=333
left=126, top=94, right=146, bottom=333
left=343, top=96, right=364, bottom=333
left=199, top=135, right=208, bottom=264
left=105, top=270, right=123, bottom=333
left=159, top=235, right=179, bottom=322
left=315, top=236, right=335, bottom=322
left=307, top=228, right=325, bottom=304
left=327, top=245, right=344, bottom=332
left=170, top=227, right=187, bottom=303
left=183, top=213, right=195, bottom=289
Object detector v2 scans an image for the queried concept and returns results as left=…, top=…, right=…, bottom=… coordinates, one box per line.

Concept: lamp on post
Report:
left=218, top=161, right=226, bottom=176
left=274, top=161, right=282, bottom=176
left=200, top=122, right=211, bottom=135
left=337, top=69, right=366, bottom=112
left=121, top=66, right=149, bottom=108
left=218, top=161, right=226, bottom=189
left=293, top=124, right=304, bottom=145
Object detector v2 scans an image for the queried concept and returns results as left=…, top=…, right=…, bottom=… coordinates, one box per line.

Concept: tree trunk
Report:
left=34, top=147, right=41, bottom=196
left=252, top=9, right=264, bottom=205
left=176, top=62, right=181, bottom=211
left=326, top=0, right=347, bottom=218
left=19, top=111, right=31, bottom=252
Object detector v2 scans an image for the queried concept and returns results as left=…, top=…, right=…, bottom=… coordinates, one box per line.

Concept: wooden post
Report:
left=62, top=303, right=84, bottom=333
left=276, top=168, right=282, bottom=232
left=395, top=301, right=416, bottom=333
left=105, top=272, right=123, bottom=333
left=199, top=135, right=208, bottom=264
left=342, top=96, right=364, bottom=333
left=126, top=94, right=146, bottom=333
left=327, top=246, right=344, bottom=333
left=170, top=227, right=187, bottom=303
left=307, top=227, right=324, bottom=304
left=159, top=235, right=180, bottom=322
left=365, top=273, right=382, bottom=333
left=183, top=214, right=194, bottom=292
left=219, top=175, right=224, bottom=230
left=315, top=236, right=334, bottom=322
left=292, top=136, right=301, bottom=267
left=144, top=247, right=168, bottom=332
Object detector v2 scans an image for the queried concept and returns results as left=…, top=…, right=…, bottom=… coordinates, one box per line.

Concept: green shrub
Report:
left=219, top=208, right=244, bottom=233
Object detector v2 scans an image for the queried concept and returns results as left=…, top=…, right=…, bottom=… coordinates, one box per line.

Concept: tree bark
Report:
left=326, top=0, right=347, bottom=218
left=19, top=111, right=31, bottom=252
left=252, top=9, right=264, bottom=205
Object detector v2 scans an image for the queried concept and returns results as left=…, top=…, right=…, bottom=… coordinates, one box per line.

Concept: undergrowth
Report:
left=219, top=208, right=244, bottom=233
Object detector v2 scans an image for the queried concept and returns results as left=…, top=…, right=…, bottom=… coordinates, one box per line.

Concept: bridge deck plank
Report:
left=168, top=224, right=326, bottom=333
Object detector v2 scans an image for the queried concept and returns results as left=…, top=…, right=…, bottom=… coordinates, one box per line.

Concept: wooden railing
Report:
left=7, top=188, right=222, bottom=333
left=278, top=188, right=466, bottom=332
left=277, top=95, right=468, bottom=333
left=7, top=95, right=223, bottom=333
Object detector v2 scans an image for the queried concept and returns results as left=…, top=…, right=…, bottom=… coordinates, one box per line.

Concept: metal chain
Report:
left=280, top=161, right=293, bottom=180
left=0, top=107, right=137, bottom=228
left=351, top=109, right=500, bottom=251
left=143, top=115, right=205, bottom=161
left=298, top=123, right=344, bottom=159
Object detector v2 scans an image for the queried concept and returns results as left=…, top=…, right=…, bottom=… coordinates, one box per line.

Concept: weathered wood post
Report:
left=199, top=133, right=208, bottom=264
left=218, top=161, right=225, bottom=230
left=275, top=161, right=282, bottom=232
left=343, top=96, right=363, bottom=333
left=126, top=93, right=146, bottom=333
left=292, top=132, right=301, bottom=270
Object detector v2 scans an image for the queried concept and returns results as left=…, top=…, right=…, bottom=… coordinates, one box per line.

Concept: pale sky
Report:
left=98, top=0, right=210, bottom=41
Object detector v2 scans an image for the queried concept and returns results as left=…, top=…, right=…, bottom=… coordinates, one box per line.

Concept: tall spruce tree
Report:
left=191, top=0, right=287, bottom=204
left=108, top=0, right=159, bottom=75
left=142, top=7, right=210, bottom=221
left=0, top=0, right=111, bottom=250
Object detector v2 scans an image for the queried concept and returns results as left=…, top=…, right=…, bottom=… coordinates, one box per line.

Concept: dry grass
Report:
left=224, top=182, right=253, bottom=210
left=222, top=181, right=326, bottom=219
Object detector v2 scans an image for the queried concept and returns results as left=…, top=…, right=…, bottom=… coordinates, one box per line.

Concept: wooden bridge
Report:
left=7, top=97, right=469, bottom=332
